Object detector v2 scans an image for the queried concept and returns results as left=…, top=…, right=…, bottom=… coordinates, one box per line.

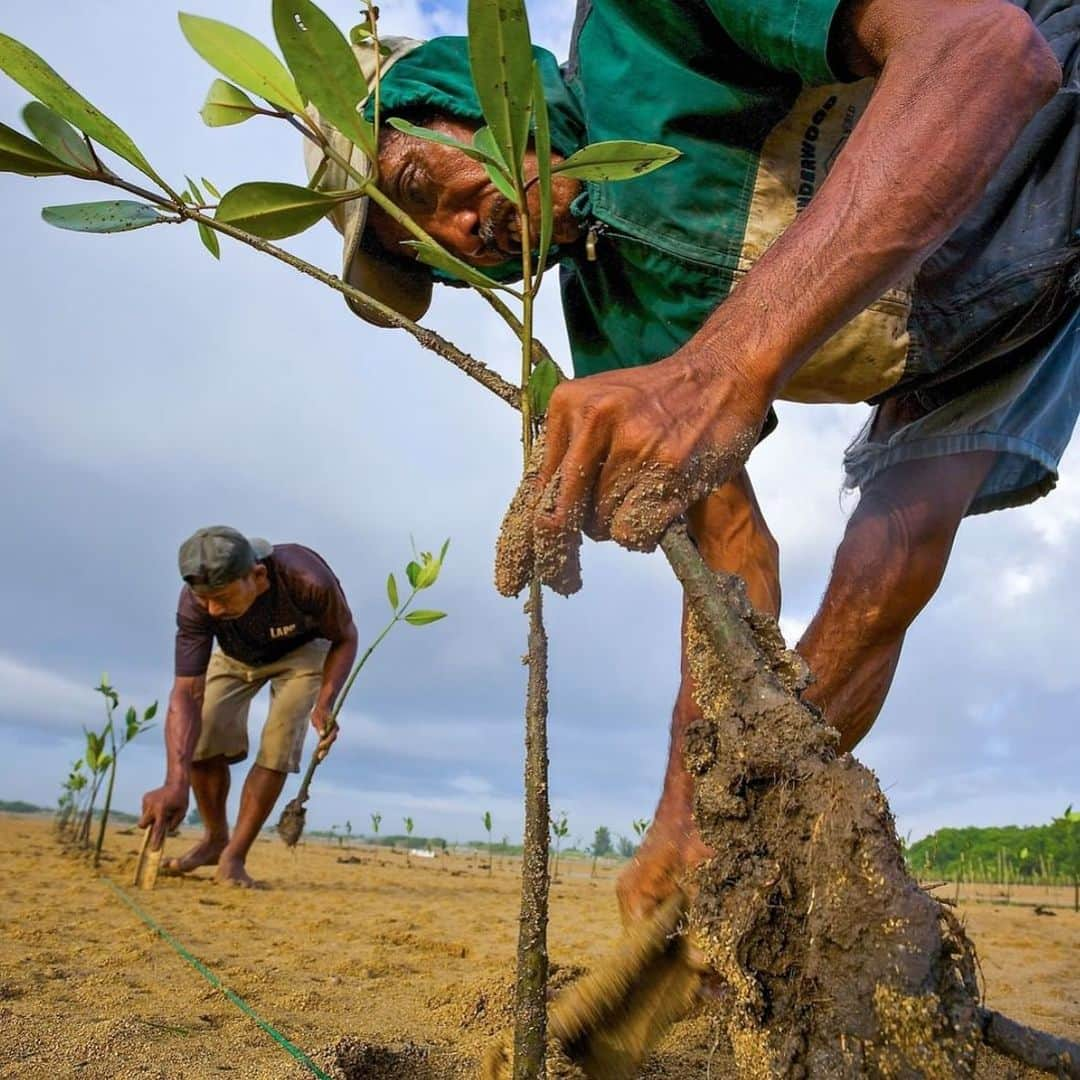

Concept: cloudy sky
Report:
left=1, top=1, right=1076, bottom=852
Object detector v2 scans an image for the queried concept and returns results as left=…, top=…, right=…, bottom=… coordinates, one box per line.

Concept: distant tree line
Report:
left=906, top=808, right=1079, bottom=895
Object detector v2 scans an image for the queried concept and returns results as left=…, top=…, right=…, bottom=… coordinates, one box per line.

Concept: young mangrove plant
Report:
left=484, top=810, right=494, bottom=876
left=403, top=815, right=415, bottom=867
left=549, top=811, right=568, bottom=882
left=93, top=681, right=157, bottom=867
left=0, top=6, right=669, bottom=1074
left=56, top=758, right=86, bottom=838
left=276, top=540, right=449, bottom=847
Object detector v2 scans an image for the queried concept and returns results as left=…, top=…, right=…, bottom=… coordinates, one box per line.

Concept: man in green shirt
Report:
left=309, top=0, right=1074, bottom=919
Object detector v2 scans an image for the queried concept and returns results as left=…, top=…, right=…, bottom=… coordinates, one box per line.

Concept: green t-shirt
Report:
left=560, top=0, right=916, bottom=404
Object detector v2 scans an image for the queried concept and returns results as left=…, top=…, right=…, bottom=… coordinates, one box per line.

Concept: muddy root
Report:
left=276, top=798, right=307, bottom=848
left=681, top=569, right=982, bottom=1079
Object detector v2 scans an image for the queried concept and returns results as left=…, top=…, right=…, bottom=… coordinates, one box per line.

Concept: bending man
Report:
left=140, top=526, right=358, bottom=886
left=306, top=0, right=1076, bottom=917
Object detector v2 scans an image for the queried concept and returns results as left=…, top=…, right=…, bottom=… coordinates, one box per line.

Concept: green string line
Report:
left=102, top=876, right=332, bottom=1080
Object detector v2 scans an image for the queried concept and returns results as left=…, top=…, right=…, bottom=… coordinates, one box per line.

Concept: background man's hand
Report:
left=138, top=783, right=189, bottom=848
left=311, top=705, right=337, bottom=762
left=496, top=348, right=770, bottom=596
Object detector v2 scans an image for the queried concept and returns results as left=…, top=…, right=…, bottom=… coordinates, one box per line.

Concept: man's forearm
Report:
left=690, top=0, right=1060, bottom=399
left=316, top=629, right=360, bottom=716
left=163, top=685, right=203, bottom=787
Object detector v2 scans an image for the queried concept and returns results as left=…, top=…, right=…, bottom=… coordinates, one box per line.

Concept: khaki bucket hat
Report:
left=303, top=35, right=433, bottom=326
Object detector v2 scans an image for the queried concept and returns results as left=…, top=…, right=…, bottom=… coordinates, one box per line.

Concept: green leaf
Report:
left=348, top=20, right=374, bottom=45
left=531, top=62, right=552, bottom=276
left=199, top=79, right=262, bottom=127
left=201, top=176, right=221, bottom=198
left=467, top=0, right=534, bottom=181
left=439, top=538, right=451, bottom=563
left=414, top=560, right=440, bottom=589
left=386, top=572, right=399, bottom=610
left=214, top=181, right=342, bottom=240
left=528, top=355, right=561, bottom=417
left=98, top=753, right=113, bottom=771
left=0, top=119, right=70, bottom=176
left=272, top=0, right=375, bottom=158
left=404, top=241, right=505, bottom=292
left=144, top=702, right=159, bottom=721
left=405, top=560, right=421, bottom=588
left=21, top=102, right=95, bottom=171
left=552, top=140, right=681, bottom=182
left=125, top=706, right=137, bottom=726
left=178, top=14, right=305, bottom=115
left=0, top=33, right=163, bottom=186
left=186, top=175, right=205, bottom=203
left=405, top=610, right=447, bottom=625
left=389, top=118, right=501, bottom=167
left=41, top=200, right=169, bottom=234
left=197, top=220, right=221, bottom=259
left=473, top=126, right=517, bottom=202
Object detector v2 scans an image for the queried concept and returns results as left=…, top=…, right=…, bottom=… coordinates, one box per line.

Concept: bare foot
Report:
left=616, top=814, right=711, bottom=926
left=163, top=835, right=227, bottom=875
left=214, top=853, right=265, bottom=889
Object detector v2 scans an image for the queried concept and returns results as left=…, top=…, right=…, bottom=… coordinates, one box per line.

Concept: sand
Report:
left=0, top=813, right=1076, bottom=1079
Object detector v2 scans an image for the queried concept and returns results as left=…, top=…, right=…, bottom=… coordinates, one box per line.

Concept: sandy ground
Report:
left=0, top=813, right=1076, bottom=1079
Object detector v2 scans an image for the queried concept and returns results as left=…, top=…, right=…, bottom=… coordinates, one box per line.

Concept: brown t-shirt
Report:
left=174, top=544, right=354, bottom=676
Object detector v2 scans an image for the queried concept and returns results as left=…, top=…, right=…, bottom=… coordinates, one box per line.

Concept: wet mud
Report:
left=682, top=575, right=982, bottom=1077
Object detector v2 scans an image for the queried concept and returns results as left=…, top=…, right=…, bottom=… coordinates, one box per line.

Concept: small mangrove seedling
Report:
left=484, top=810, right=494, bottom=876
left=404, top=816, right=415, bottom=867
left=632, top=818, right=650, bottom=845
left=276, top=540, right=450, bottom=847
left=56, top=758, right=86, bottom=838
left=92, top=674, right=157, bottom=867
left=370, top=811, right=382, bottom=844
left=550, top=811, right=569, bottom=882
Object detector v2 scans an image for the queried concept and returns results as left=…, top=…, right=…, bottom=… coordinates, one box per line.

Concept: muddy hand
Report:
left=498, top=354, right=769, bottom=596
left=311, top=706, right=337, bottom=762
left=494, top=431, right=580, bottom=597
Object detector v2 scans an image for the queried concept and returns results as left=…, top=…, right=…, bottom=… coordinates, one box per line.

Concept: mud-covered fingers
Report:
left=532, top=434, right=607, bottom=595
left=607, top=467, right=693, bottom=551
left=493, top=434, right=548, bottom=598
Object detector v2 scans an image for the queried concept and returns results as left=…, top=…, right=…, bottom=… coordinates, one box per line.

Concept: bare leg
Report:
left=798, top=451, right=996, bottom=751
left=165, top=755, right=230, bottom=873
left=617, top=451, right=996, bottom=923
left=617, top=470, right=781, bottom=922
left=216, top=764, right=286, bottom=887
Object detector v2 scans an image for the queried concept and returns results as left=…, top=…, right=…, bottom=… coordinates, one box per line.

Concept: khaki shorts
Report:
left=193, top=639, right=330, bottom=774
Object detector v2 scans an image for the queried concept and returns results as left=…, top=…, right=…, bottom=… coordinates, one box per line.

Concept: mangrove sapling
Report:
left=549, top=811, right=568, bottom=882
left=370, top=811, right=381, bottom=848
left=276, top=542, right=450, bottom=847
left=404, top=816, right=414, bottom=868
left=56, top=759, right=87, bottom=838
left=484, top=810, right=494, bottom=876
left=0, top=10, right=676, bottom=1072
left=91, top=675, right=157, bottom=867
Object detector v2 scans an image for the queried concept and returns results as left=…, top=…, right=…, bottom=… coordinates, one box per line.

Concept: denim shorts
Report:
left=844, top=303, right=1080, bottom=515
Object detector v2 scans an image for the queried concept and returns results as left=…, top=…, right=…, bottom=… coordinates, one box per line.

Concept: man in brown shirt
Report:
left=139, top=526, right=358, bottom=886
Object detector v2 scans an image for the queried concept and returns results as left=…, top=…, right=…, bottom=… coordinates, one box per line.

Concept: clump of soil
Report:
left=276, top=797, right=306, bottom=848
left=682, top=572, right=981, bottom=1077
left=306, top=1035, right=446, bottom=1079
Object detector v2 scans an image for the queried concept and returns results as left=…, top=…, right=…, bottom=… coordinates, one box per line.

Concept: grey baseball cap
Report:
left=303, top=34, right=433, bottom=327
left=178, top=526, right=273, bottom=589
